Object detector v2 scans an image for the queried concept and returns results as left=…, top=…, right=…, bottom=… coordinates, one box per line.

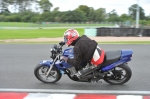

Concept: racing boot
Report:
left=76, top=64, right=97, bottom=78
left=67, top=66, right=78, bottom=77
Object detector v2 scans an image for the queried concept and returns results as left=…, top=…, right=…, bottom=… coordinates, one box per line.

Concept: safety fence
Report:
left=85, top=28, right=150, bottom=37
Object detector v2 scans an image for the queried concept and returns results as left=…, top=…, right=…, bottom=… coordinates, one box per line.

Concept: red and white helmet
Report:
left=64, top=29, right=79, bottom=46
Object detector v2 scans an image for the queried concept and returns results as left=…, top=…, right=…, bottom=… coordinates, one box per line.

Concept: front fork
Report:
left=46, top=63, right=54, bottom=77
left=46, top=55, right=60, bottom=77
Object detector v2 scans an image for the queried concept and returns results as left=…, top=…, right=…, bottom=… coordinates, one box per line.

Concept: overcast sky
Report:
left=50, top=0, right=150, bottom=16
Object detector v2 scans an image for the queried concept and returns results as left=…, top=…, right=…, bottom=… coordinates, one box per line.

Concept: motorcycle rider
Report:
left=62, top=29, right=105, bottom=79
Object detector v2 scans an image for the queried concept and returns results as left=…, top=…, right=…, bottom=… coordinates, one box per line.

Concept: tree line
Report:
left=0, top=0, right=150, bottom=25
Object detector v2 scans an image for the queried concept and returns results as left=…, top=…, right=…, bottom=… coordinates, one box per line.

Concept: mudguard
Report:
left=40, top=60, right=53, bottom=67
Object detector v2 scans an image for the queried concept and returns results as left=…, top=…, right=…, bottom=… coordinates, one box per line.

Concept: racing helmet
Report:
left=63, top=29, right=79, bottom=46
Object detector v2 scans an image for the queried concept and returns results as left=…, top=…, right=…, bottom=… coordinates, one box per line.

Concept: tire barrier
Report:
left=96, top=28, right=150, bottom=37
left=84, top=28, right=150, bottom=37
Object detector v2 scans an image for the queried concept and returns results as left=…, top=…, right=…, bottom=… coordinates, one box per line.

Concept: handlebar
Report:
left=57, top=41, right=65, bottom=52
left=59, top=41, right=65, bottom=46
left=50, top=41, right=65, bottom=59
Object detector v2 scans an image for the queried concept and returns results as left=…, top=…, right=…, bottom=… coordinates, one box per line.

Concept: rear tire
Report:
left=34, top=64, right=62, bottom=83
left=103, top=64, right=132, bottom=85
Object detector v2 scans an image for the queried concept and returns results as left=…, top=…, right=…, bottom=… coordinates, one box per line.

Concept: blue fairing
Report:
left=121, top=49, right=133, bottom=61
left=55, top=61, right=72, bottom=70
left=101, top=49, right=133, bottom=72
left=63, top=48, right=74, bottom=58
left=40, top=60, right=72, bottom=72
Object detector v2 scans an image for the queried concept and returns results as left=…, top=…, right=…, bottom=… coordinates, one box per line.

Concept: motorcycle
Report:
left=34, top=42, right=133, bottom=85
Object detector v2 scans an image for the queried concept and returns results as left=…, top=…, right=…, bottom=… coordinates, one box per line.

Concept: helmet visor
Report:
left=64, top=36, right=68, bottom=43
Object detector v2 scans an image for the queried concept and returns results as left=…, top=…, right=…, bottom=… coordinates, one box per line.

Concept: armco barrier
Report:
left=84, top=28, right=97, bottom=37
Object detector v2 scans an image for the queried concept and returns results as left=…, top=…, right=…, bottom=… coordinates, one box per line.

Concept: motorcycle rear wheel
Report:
left=34, top=64, right=62, bottom=83
left=103, top=63, right=132, bottom=85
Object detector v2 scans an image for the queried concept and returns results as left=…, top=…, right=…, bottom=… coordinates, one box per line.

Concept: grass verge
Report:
left=0, top=28, right=84, bottom=39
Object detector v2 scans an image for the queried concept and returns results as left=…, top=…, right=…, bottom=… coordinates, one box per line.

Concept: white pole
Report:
left=136, top=0, right=140, bottom=28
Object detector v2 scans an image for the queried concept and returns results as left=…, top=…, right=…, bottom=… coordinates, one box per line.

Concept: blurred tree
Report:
left=20, top=0, right=37, bottom=12
left=8, top=0, right=38, bottom=12
left=39, top=12, right=51, bottom=22
left=54, top=16, right=61, bottom=22
left=19, top=11, right=39, bottom=22
left=120, top=14, right=132, bottom=21
left=76, top=5, right=90, bottom=17
left=107, top=9, right=121, bottom=22
left=53, top=7, right=59, bottom=12
left=0, top=0, right=12, bottom=13
left=129, top=4, right=145, bottom=20
left=0, top=13, right=21, bottom=22
left=87, top=7, right=95, bottom=22
left=0, top=15, right=5, bottom=21
left=94, top=8, right=106, bottom=22
left=146, top=15, right=150, bottom=20
left=17, top=0, right=29, bottom=12
left=1, top=1, right=149, bottom=24
left=52, top=11, right=61, bottom=22
left=45, top=11, right=61, bottom=22
left=61, top=10, right=87, bottom=22
left=38, top=0, right=53, bottom=12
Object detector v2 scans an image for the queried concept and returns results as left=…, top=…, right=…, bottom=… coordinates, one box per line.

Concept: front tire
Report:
left=103, top=63, right=132, bottom=85
left=34, top=64, right=62, bottom=83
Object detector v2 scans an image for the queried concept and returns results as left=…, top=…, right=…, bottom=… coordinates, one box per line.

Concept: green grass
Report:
left=1, top=41, right=150, bottom=44
left=0, top=28, right=84, bottom=39
left=0, top=22, right=115, bottom=27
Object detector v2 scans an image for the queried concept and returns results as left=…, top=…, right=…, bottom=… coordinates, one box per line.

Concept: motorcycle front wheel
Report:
left=103, top=63, right=132, bottom=85
left=34, top=64, right=62, bottom=83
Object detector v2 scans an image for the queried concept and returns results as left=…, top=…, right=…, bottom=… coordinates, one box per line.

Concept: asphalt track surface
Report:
left=0, top=44, right=150, bottom=91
